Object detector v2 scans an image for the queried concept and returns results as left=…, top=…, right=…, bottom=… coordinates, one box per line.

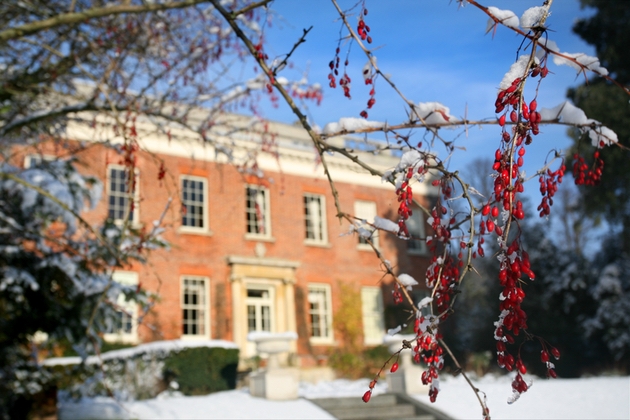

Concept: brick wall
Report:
left=22, top=137, right=432, bottom=365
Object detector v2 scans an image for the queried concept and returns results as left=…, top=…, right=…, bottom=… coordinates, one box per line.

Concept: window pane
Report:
left=308, top=286, right=331, bottom=339
left=181, top=178, right=206, bottom=228
left=304, top=195, right=326, bottom=242
left=182, top=278, right=207, bottom=336
left=247, top=305, right=256, bottom=332
left=407, top=205, right=427, bottom=253
left=361, top=287, right=385, bottom=345
left=108, top=167, right=136, bottom=222
left=246, top=187, right=268, bottom=235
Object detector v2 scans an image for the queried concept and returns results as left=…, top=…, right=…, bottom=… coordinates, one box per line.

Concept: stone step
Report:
left=309, top=392, right=452, bottom=420
left=311, top=394, right=398, bottom=410
left=326, top=403, right=418, bottom=420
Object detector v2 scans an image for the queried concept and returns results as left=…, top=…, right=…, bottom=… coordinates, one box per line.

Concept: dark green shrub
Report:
left=163, top=347, right=239, bottom=395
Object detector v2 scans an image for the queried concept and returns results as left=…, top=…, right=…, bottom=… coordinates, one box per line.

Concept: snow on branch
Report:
left=322, top=117, right=384, bottom=135
left=485, top=7, right=520, bottom=32
left=540, top=101, right=618, bottom=147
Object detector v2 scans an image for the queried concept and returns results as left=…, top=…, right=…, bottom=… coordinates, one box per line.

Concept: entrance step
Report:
left=309, top=393, right=452, bottom=420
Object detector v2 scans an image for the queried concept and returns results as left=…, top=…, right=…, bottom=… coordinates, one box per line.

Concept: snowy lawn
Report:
left=58, top=375, right=629, bottom=419
left=421, top=374, right=630, bottom=420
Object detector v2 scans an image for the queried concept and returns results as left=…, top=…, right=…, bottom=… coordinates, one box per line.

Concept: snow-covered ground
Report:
left=424, top=374, right=630, bottom=420
left=58, top=375, right=629, bottom=419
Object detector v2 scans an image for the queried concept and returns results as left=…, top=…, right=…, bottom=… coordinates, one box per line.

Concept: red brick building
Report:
left=26, top=113, right=432, bottom=367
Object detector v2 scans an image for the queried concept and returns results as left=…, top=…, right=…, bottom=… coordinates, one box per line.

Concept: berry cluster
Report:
left=254, top=41, right=268, bottom=61
left=356, top=6, right=372, bottom=44
left=537, top=163, right=565, bottom=217
left=327, top=3, right=379, bottom=118
left=361, top=62, right=376, bottom=119
left=510, top=372, right=530, bottom=398
left=394, top=159, right=427, bottom=238
left=573, top=151, right=604, bottom=186
left=425, top=255, right=458, bottom=314
left=540, top=346, right=561, bottom=378
left=392, top=283, right=403, bottom=305
left=413, top=317, right=444, bottom=403
left=395, top=167, right=417, bottom=237
left=327, top=47, right=347, bottom=91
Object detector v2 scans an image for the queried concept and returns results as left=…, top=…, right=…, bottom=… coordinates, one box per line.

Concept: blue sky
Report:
left=254, top=0, right=598, bottom=209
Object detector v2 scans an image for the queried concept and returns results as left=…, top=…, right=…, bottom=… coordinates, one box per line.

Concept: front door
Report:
left=245, top=285, right=275, bottom=356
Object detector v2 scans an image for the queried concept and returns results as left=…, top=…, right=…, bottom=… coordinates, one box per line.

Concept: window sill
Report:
left=244, top=234, right=275, bottom=243
left=178, top=227, right=214, bottom=236
left=304, top=240, right=332, bottom=249
left=357, top=244, right=377, bottom=252
left=103, top=333, right=139, bottom=344
left=180, top=334, right=211, bottom=340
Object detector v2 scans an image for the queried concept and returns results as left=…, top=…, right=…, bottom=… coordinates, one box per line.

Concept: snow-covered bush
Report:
left=583, top=241, right=630, bottom=363
left=46, top=340, right=239, bottom=402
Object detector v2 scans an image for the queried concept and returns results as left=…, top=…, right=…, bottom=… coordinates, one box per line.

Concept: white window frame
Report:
left=180, top=175, right=209, bottom=233
left=407, top=202, right=429, bottom=255
left=361, top=286, right=385, bottom=345
left=245, top=185, right=272, bottom=239
left=104, top=271, right=139, bottom=344
left=181, top=276, right=210, bottom=339
left=107, top=164, right=140, bottom=225
left=245, top=284, right=276, bottom=334
left=304, top=194, right=328, bottom=245
left=354, top=200, right=379, bottom=250
left=308, top=283, right=334, bottom=344
left=24, top=154, right=56, bottom=168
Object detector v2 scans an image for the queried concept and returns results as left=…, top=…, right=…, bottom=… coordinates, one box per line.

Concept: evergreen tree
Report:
left=568, top=0, right=630, bottom=254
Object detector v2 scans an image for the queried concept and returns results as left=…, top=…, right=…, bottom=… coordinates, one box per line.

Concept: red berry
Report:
left=362, top=390, right=372, bottom=403
left=390, top=362, right=399, bottom=373
left=551, top=347, right=560, bottom=360
left=541, top=350, right=549, bottom=363
left=482, top=204, right=490, bottom=216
